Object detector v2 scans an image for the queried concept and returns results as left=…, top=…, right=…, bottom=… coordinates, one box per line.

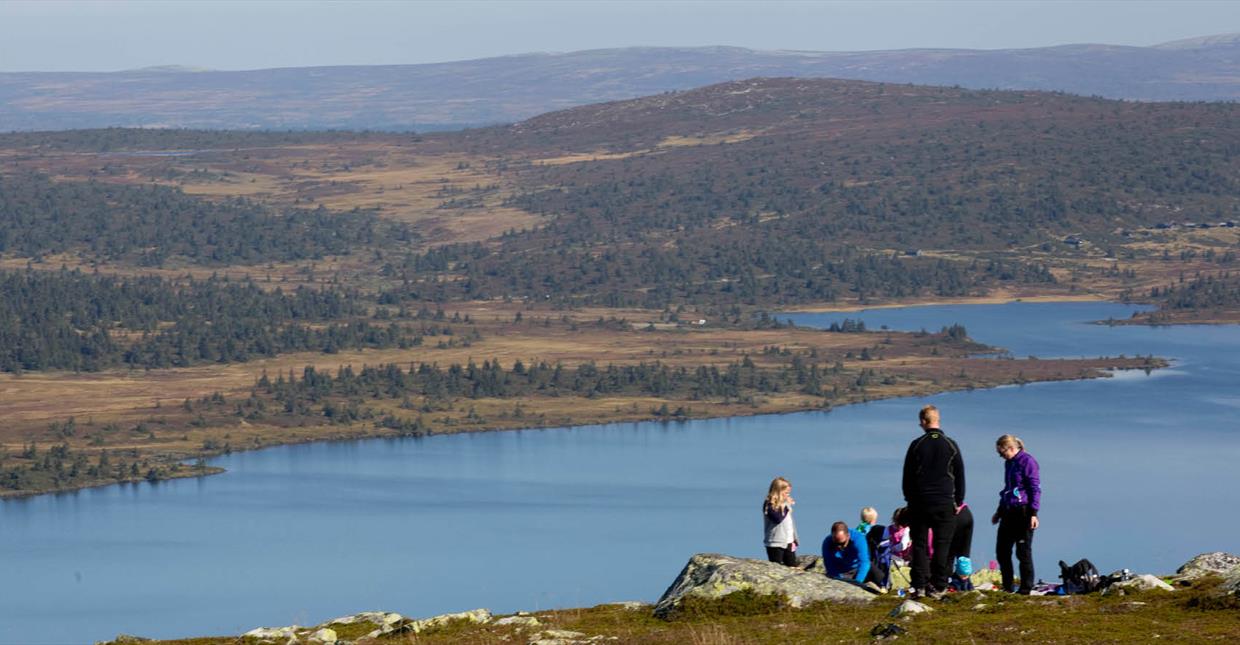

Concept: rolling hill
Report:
left=1, top=34, right=1239, bottom=132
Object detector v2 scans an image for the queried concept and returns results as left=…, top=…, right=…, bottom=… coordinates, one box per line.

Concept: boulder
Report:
left=326, top=611, right=403, bottom=627
left=495, top=615, right=542, bottom=627
left=1223, top=567, right=1240, bottom=595
left=653, top=553, right=874, bottom=618
left=307, top=627, right=337, bottom=643
left=795, top=554, right=826, bottom=574
left=1175, top=552, right=1240, bottom=580
left=528, top=631, right=617, bottom=645
left=242, top=626, right=300, bottom=641
left=1102, top=574, right=1175, bottom=595
left=888, top=599, right=933, bottom=617
left=405, top=608, right=492, bottom=633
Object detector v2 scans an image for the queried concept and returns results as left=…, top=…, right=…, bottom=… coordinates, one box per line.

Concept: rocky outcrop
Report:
left=1223, top=567, right=1240, bottom=595
left=235, top=608, right=491, bottom=644
left=404, top=608, right=492, bottom=634
left=653, top=553, right=874, bottom=617
left=1102, top=574, right=1176, bottom=595
left=528, top=628, right=618, bottom=644
left=888, top=599, right=933, bottom=617
left=1174, top=552, right=1240, bottom=580
left=99, top=551, right=1240, bottom=644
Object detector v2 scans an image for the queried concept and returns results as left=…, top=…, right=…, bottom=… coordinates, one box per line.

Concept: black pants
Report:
left=766, top=545, right=798, bottom=567
left=864, top=562, right=885, bottom=587
left=996, top=506, right=1035, bottom=592
left=950, top=505, right=974, bottom=561
left=910, top=504, right=957, bottom=591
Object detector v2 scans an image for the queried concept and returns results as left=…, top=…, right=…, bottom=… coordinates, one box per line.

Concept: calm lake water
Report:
left=3, top=301, right=1238, bottom=643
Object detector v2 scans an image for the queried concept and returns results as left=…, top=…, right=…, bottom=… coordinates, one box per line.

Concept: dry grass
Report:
left=101, top=577, right=1240, bottom=645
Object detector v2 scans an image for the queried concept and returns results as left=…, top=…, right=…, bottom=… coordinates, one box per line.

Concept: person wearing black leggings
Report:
left=992, top=434, right=1041, bottom=594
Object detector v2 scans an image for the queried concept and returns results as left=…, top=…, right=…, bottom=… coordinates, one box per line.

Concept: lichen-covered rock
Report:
left=327, top=611, right=403, bottom=627
left=1102, top=574, right=1175, bottom=595
left=495, top=615, right=541, bottom=627
left=1222, top=567, right=1240, bottom=595
left=795, top=554, right=826, bottom=574
left=653, top=553, right=874, bottom=618
left=1175, top=552, right=1240, bottom=580
left=889, top=599, right=933, bottom=617
left=405, top=608, right=491, bottom=633
left=242, top=625, right=300, bottom=641
left=528, top=630, right=617, bottom=645
left=307, top=627, right=337, bottom=643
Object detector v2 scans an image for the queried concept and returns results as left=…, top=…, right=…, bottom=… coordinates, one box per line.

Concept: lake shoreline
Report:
left=0, top=355, right=1164, bottom=500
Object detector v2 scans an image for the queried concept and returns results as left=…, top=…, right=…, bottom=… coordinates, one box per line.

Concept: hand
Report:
left=1030, top=516, right=1040, bottom=530
left=787, top=496, right=795, bottom=506
left=991, top=512, right=1001, bottom=525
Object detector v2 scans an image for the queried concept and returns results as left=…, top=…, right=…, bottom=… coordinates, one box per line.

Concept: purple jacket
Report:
left=999, top=449, right=1041, bottom=516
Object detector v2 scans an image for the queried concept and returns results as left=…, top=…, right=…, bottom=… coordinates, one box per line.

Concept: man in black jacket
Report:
left=901, top=404, right=966, bottom=596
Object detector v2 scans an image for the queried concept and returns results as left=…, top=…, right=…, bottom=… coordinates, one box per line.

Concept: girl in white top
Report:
left=762, top=477, right=799, bottom=566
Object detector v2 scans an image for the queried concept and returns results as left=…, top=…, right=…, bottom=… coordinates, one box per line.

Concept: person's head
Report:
left=766, top=477, right=791, bottom=508
left=954, top=556, right=973, bottom=578
left=891, top=506, right=909, bottom=527
left=996, top=434, right=1024, bottom=460
left=830, top=521, right=850, bottom=544
left=860, top=507, right=878, bottom=525
left=919, top=405, right=940, bottom=430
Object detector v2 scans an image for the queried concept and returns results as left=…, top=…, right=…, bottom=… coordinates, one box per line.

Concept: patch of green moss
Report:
left=322, top=621, right=378, bottom=640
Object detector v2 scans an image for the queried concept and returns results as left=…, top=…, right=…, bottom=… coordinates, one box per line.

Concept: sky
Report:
left=0, top=0, right=1238, bottom=73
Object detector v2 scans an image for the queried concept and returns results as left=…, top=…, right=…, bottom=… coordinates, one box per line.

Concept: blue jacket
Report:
left=822, top=529, right=870, bottom=582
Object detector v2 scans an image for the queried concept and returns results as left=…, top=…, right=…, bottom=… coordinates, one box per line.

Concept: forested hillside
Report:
left=0, top=270, right=456, bottom=372
left=3, top=77, right=1238, bottom=311
left=0, top=173, right=415, bottom=264
left=380, top=78, right=1238, bottom=306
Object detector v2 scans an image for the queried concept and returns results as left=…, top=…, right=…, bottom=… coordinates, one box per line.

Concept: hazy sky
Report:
left=1, top=0, right=1238, bottom=72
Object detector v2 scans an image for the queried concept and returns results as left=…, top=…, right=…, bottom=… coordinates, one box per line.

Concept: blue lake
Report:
left=2, top=301, right=1238, bottom=644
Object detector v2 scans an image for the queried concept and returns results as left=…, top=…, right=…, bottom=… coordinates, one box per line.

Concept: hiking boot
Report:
left=927, top=588, right=949, bottom=601
left=863, top=581, right=884, bottom=594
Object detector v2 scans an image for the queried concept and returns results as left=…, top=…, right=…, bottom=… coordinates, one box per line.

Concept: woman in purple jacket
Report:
left=991, top=434, right=1041, bottom=594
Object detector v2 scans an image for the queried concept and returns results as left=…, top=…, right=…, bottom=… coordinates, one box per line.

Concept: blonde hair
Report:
left=996, top=434, right=1025, bottom=451
left=919, top=405, right=940, bottom=425
left=860, top=506, right=878, bottom=524
left=765, top=477, right=791, bottom=511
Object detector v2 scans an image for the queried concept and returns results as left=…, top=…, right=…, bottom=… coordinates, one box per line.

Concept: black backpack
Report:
left=1059, top=558, right=1103, bottom=594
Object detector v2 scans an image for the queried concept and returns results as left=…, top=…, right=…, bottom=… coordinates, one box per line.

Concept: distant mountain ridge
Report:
left=0, top=33, right=1238, bottom=131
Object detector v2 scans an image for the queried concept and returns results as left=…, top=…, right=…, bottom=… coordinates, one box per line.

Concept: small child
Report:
left=949, top=556, right=975, bottom=592
left=857, top=506, right=886, bottom=587
left=882, top=507, right=914, bottom=563
left=762, top=477, right=799, bottom=566
left=856, top=506, right=879, bottom=535
left=876, top=507, right=913, bottom=589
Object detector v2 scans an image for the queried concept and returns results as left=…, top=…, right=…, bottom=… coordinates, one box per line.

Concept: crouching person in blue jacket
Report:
left=822, top=521, right=872, bottom=587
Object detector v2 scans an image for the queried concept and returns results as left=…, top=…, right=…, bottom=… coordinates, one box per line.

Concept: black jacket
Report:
left=902, top=428, right=965, bottom=509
